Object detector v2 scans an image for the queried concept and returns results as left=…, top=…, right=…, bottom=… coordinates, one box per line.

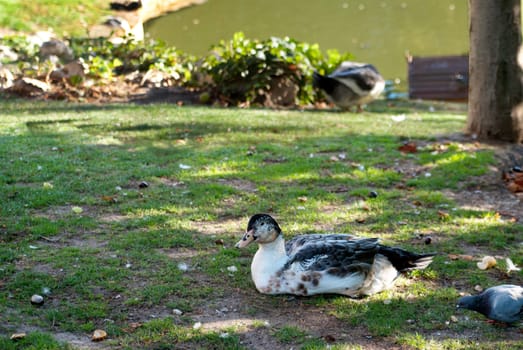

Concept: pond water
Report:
left=144, top=0, right=468, bottom=82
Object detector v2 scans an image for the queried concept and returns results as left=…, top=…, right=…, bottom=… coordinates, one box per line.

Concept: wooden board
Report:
left=407, top=55, right=468, bottom=101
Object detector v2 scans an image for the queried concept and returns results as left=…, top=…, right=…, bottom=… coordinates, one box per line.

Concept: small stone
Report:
left=193, top=322, right=202, bottom=330
left=513, top=166, right=522, bottom=173
left=219, top=332, right=229, bottom=338
left=227, top=266, right=238, bottom=273
left=138, top=181, right=149, bottom=188
left=424, top=236, right=432, bottom=245
left=368, top=191, right=378, bottom=198
left=91, top=329, right=107, bottom=342
left=177, top=262, right=188, bottom=272
left=215, top=239, right=224, bottom=245
left=474, top=285, right=484, bottom=292
left=450, top=315, right=458, bottom=323
left=31, top=294, right=44, bottom=305
left=173, top=309, right=183, bottom=315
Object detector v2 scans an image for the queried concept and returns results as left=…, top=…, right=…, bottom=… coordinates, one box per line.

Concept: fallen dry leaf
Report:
left=398, top=142, right=417, bottom=153
left=448, top=254, right=474, bottom=261
left=502, top=170, right=523, bottom=193
left=101, top=195, right=118, bottom=203
left=128, top=322, right=142, bottom=330
left=437, top=210, right=449, bottom=219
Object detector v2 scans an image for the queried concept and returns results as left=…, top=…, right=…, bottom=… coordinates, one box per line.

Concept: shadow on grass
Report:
left=3, top=102, right=523, bottom=349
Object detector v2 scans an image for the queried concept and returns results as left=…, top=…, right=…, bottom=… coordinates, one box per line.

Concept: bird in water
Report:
left=457, top=284, right=523, bottom=324
left=313, top=61, right=385, bottom=111
left=235, top=213, right=435, bottom=297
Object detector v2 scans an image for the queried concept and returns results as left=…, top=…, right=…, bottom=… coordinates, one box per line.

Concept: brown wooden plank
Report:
left=407, top=55, right=468, bottom=101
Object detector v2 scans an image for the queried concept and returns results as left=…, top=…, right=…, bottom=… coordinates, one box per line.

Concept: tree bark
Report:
left=467, top=0, right=522, bottom=142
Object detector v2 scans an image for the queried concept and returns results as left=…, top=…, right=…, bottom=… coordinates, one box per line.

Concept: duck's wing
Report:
left=285, top=234, right=355, bottom=255
left=329, top=64, right=383, bottom=91
left=283, top=237, right=380, bottom=274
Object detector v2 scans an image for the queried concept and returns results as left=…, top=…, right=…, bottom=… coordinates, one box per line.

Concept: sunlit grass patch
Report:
left=1, top=100, right=521, bottom=348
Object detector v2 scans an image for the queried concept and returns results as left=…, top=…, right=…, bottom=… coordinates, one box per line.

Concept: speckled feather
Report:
left=237, top=214, right=435, bottom=297
left=283, top=236, right=380, bottom=275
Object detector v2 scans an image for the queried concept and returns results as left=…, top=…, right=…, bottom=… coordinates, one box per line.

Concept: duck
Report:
left=457, top=284, right=523, bottom=324
left=235, top=213, right=435, bottom=297
left=313, top=61, right=385, bottom=111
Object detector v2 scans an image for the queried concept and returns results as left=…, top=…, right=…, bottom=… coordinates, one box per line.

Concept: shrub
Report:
left=202, top=32, right=353, bottom=106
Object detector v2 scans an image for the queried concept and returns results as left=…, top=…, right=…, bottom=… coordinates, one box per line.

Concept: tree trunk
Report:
left=467, top=0, right=522, bottom=142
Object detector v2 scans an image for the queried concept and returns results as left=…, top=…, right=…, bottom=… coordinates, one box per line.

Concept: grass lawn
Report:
left=0, top=0, right=109, bottom=36
left=0, top=99, right=522, bottom=349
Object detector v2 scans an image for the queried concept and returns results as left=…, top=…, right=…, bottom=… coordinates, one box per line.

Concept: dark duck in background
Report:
left=313, top=61, right=385, bottom=111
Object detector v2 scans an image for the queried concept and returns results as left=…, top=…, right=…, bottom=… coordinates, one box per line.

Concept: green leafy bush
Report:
left=1, top=32, right=355, bottom=106
left=68, top=37, right=195, bottom=81
left=202, top=32, right=353, bottom=106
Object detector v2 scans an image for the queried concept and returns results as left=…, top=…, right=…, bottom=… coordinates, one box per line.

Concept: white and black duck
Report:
left=313, top=61, right=385, bottom=111
left=236, top=213, right=435, bottom=297
left=457, top=284, right=523, bottom=324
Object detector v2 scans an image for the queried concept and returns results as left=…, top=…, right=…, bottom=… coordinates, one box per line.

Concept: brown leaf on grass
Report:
left=126, top=322, right=142, bottom=332
left=101, top=195, right=118, bottom=203
left=398, top=142, right=417, bottom=153
left=437, top=210, right=449, bottom=219
left=507, top=181, right=523, bottom=193
left=502, top=171, right=523, bottom=193
left=448, top=254, right=474, bottom=261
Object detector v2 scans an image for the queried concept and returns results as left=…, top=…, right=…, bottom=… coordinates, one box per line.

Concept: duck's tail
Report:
left=377, top=246, right=436, bottom=272
left=312, top=71, right=324, bottom=88
left=312, top=71, right=336, bottom=95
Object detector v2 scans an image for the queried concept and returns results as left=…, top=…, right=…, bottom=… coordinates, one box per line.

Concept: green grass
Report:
left=0, top=0, right=109, bottom=36
left=0, top=99, right=522, bottom=349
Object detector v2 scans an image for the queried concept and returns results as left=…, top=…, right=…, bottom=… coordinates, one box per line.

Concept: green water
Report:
left=144, top=0, right=468, bottom=81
